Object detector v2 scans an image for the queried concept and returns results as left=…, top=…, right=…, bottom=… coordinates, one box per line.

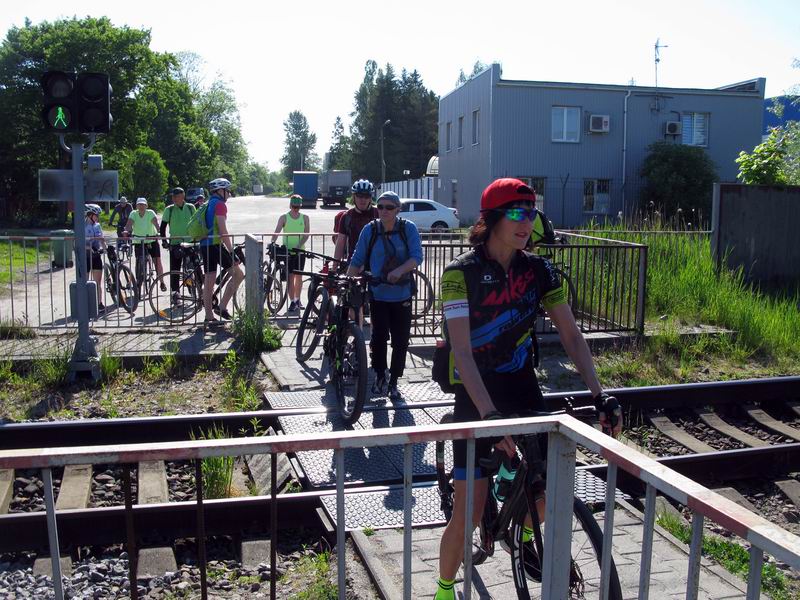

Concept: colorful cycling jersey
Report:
left=440, top=246, right=566, bottom=379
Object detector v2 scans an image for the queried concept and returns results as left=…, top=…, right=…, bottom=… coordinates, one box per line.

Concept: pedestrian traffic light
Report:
left=77, top=73, right=112, bottom=133
left=41, top=71, right=78, bottom=132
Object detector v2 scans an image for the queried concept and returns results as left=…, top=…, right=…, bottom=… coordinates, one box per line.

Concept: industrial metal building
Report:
left=438, top=63, right=765, bottom=226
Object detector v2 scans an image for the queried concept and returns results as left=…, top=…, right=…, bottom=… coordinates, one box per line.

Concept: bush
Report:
left=639, top=142, right=718, bottom=223
left=130, top=147, right=168, bottom=205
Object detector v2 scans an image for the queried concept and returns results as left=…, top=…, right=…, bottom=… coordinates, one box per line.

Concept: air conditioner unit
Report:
left=589, top=114, right=610, bottom=133
left=665, top=121, right=682, bottom=136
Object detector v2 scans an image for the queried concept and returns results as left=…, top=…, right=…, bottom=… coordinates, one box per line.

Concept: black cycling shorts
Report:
left=134, top=241, right=160, bottom=259
left=201, top=244, right=234, bottom=274
left=85, top=250, right=102, bottom=272
left=452, top=366, right=546, bottom=480
left=287, top=251, right=306, bottom=275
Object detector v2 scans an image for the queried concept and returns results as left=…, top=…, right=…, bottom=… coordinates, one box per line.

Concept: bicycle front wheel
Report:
left=509, top=496, right=622, bottom=599
left=113, top=265, right=139, bottom=315
left=148, top=271, right=201, bottom=323
left=411, top=269, right=434, bottom=320
left=334, top=321, right=367, bottom=425
left=296, top=286, right=328, bottom=361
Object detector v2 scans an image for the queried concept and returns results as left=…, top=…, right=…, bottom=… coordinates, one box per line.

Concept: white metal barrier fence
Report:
left=1, top=415, right=798, bottom=599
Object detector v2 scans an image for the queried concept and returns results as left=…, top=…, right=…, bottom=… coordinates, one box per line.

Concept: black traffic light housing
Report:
left=77, top=72, right=112, bottom=133
left=41, top=71, right=78, bottom=132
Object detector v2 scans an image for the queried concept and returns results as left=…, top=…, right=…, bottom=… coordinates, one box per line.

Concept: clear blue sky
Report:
left=3, top=0, right=798, bottom=170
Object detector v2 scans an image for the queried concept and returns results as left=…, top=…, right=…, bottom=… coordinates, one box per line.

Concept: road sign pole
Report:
left=69, top=140, right=99, bottom=379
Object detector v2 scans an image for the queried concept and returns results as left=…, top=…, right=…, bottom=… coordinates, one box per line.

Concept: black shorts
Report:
left=452, top=367, right=546, bottom=480
left=85, top=250, right=102, bottom=272
left=134, top=241, right=160, bottom=259
left=201, top=244, right=234, bottom=274
left=287, top=251, right=306, bottom=275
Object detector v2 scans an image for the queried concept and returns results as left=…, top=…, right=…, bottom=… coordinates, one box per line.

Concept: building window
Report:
left=583, top=179, right=611, bottom=214
left=551, top=106, right=581, bottom=142
left=681, top=112, right=709, bottom=146
left=458, top=116, right=464, bottom=149
left=446, top=122, right=452, bottom=152
left=517, top=177, right=546, bottom=209
left=472, top=109, right=479, bottom=145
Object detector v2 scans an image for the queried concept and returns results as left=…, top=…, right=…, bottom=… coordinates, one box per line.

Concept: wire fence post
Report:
left=635, top=245, right=648, bottom=334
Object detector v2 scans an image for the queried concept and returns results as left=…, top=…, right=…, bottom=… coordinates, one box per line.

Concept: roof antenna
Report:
left=655, top=38, right=668, bottom=89
left=654, top=38, right=668, bottom=111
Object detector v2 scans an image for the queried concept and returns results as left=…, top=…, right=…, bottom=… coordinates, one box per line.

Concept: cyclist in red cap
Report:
left=432, top=178, right=621, bottom=600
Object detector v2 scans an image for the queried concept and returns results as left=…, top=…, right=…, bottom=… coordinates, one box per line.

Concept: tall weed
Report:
left=191, top=424, right=234, bottom=499
left=579, top=222, right=800, bottom=359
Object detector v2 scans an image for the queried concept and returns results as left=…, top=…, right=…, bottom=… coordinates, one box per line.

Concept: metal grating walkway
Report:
left=320, top=472, right=628, bottom=530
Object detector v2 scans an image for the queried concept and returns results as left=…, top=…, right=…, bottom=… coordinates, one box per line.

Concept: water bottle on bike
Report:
left=492, top=452, right=521, bottom=502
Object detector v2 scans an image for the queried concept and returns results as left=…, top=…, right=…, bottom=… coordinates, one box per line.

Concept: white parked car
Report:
left=398, top=199, right=459, bottom=230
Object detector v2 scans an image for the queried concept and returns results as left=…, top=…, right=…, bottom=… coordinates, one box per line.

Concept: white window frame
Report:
left=457, top=116, right=464, bottom=149
left=446, top=122, right=452, bottom=152
left=551, top=106, right=581, bottom=143
left=681, top=112, right=709, bottom=147
left=472, top=109, right=480, bottom=145
left=583, top=179, right=611, bottom=214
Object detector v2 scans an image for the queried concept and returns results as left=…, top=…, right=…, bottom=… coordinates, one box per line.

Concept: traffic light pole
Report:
left=59, top=133, right=100, bottom=380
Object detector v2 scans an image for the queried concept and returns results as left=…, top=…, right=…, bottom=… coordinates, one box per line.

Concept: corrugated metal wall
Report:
left=439, top=68, right=765, bottom=227
left=381, top=177, right=438, bottom=200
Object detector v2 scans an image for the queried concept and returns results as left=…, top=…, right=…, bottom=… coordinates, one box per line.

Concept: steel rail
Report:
left=3, top=376, right=800, bottom=450
left=0, top=490, right=326, bottom=553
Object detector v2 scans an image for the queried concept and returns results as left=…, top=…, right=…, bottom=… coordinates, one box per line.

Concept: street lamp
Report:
left=380, top=119, right=391, bottom=185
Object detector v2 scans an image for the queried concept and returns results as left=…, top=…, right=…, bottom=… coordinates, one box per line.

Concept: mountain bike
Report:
left=435, top=407, right=622, bottom=599
left=148, top=244, right=245, bottom=324
left=295, top=270, right=368, bottom=424
left=101, top=246, right=137, bottom=315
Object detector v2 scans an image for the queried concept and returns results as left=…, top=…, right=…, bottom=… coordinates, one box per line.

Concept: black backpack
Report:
left=363, top=218, right=410, bottom=267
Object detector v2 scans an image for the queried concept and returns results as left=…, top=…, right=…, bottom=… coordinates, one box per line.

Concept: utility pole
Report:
left=381, top=119, right=391, bottom=185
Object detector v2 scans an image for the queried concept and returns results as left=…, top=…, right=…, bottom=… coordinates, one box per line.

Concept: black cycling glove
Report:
left=593, top=392, right=621, bottom=434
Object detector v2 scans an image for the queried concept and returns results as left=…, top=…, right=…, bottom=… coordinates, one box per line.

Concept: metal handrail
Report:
left=2, top=414, right=798, bottom=600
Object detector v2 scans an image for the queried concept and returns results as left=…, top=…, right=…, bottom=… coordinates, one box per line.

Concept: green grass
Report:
left=657, top=511, right=792, bottom=599
left=32, top=348, right=71, bottom=389
left=0, top=319, right=36, bottom=340
left=141, top=347, right=178, bottom=382
left=233, top=310, right=282, bottom=357
left=221, top=350, right=262, bottom=412
left=286, top=551, right=337, bottom=600
left=99, top=350, right=122, bottom=382
left=191, top=423, right=234, bottom=500
left=577, top=222, right=800, bottom=361
left=0, top=238, right=53, bottom=285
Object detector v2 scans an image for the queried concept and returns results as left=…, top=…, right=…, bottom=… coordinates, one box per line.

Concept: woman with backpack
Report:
left=346, top=191, right=423, bottom=401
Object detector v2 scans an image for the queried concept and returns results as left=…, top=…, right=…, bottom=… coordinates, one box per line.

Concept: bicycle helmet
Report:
left=208, top=178, right=232, bottom=192
left=85, top=204, right=102, bottom=216
left=118, top=196, right=128, bottom=203
left=351, top=179, right=374, bottom=195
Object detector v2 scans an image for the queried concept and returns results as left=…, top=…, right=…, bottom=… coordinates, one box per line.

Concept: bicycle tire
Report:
left=335, top=321, right=368, bottom=425
left=509, top=496, right=622, bottom=599
left=113, top=264, right=138, bottom=315
left=265, top=270, right=286, bottom=315
left=148, top=271, right=201, bottom=323
left=553, top=266, right=578, bottom=315
left=296, top=286, right=328, bottom=361
left=411, top=269, right=434, bottom=320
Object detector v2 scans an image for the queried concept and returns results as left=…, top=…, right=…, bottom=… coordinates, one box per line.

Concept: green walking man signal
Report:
left=41, top=70, right=112, bottom=133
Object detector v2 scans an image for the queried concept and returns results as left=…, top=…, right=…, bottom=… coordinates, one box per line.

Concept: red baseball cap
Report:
left=480, top=178, right=536, bottom=212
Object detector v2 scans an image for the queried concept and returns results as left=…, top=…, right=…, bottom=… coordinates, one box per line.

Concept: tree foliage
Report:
left=281, top=110, right=319, bottom=178
left=345, top=61, right=439, bottom=184
left=456, top=60, right=490, bottom=86
left=130, top=147, right=168, bottom=204
left=0, top=16, right=268, bottom=225
left=326, top=116, right=352, bottom=170
left=639, top=142, right=718, bottom=218
left=736, top=125, right=800, bottom=185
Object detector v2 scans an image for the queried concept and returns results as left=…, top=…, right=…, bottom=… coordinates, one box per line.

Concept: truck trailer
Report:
left=292, top=171, right=319, bottom=209
left=320, top=169, right=352, bottom=207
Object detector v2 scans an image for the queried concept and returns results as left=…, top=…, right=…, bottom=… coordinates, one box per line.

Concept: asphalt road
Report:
left=225, top=195, right=343, bottom=235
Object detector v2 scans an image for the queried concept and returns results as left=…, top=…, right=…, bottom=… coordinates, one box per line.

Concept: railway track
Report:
left=2, top=376, right=800, bottom=596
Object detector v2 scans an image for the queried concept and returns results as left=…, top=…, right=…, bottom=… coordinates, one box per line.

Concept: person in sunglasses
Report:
left=432, top=178, right=621, bottom=600
left=346, top=190, right=423, bottom=400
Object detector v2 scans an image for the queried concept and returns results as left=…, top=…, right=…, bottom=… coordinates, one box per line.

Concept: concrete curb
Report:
left=350, top=530, right=402, bottom=600
left=261, top=351, right=292, bottom=390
